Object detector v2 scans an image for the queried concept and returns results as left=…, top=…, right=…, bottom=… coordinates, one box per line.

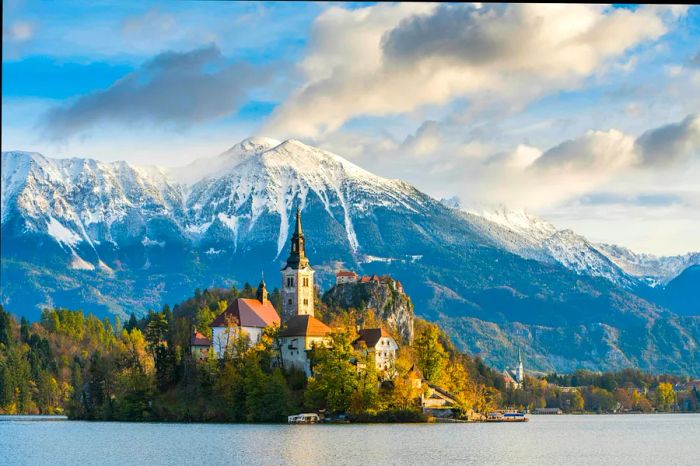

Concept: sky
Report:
left=2, top=2, right=699, bottom=255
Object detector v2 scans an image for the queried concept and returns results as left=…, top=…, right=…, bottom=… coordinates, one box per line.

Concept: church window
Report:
left=287, top=277, right=294, bottom=287
left=287, top=299, right=292, bottom=305
left=303, top=299, right=308, bottom=305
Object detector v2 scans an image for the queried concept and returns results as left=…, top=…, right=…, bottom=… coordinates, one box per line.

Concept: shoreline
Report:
left=3, top=411, right=697, bottom=425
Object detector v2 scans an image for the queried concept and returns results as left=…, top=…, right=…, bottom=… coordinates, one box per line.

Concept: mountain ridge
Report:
left=2, top=139, right=699, bottom=375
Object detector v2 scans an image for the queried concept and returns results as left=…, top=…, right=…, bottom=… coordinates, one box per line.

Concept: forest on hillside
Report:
left=1, top=285, right=698, bottom=420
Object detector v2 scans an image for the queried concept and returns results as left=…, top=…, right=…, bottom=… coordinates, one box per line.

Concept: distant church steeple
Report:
left=517, top=347, right=524, bottom=383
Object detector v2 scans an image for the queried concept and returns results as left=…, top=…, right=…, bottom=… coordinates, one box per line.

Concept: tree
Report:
left=261, top=368, right=290, bottom=422
left=0, top=305, right=12, bottom=348
left=570, top=390, right=584, bottom=412
left=414, top=324, right=448, bottom=383
left=124, top=313, right=139, bottom=332
left=20, top=317, right=30, bottom=342
left=349, top=345, right=380, bottom=415
left=145, top=313, right=175, bottom=390
left=632, top=389, right=653, bottom=412
left=305, top=331, right=357, bottom=413
left=656, top=382, right=675, bottom=411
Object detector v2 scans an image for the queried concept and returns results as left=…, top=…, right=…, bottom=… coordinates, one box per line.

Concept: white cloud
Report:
left=265, top=3, right=673, bottom=138
left=471, top=114, right=700, bottom=210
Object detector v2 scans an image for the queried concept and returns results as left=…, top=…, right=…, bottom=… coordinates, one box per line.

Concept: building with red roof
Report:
left=335, top=270, right=358, bottom=285
left=191, top=328, right=211, bottom=360
left=279, top=314, right=332, bottom=376
left=211, top=280, right=280, bottom=357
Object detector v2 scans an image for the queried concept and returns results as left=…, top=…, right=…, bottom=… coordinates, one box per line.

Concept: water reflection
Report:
left=0, top=415, right=698, bottom=466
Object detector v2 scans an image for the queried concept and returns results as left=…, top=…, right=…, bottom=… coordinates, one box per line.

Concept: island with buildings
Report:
left=1, top=209, right=697, bottom=421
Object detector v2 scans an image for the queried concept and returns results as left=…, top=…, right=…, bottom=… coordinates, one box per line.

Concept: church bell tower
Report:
left=517, top=347, right=524, bottom=383
left=281, top=208, right=315, bottom=321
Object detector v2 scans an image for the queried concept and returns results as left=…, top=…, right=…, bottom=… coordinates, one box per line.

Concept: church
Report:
left=210, top=279, right=280, bottom=357
left=205, top=208, right=331, bottom=375
left=503, top=348, right=525, bottom=389
left=277, top=209, right=332, bottom=376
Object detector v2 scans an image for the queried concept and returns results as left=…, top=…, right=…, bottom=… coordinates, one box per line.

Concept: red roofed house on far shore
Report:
left=210, top=279, right=280, bottom=357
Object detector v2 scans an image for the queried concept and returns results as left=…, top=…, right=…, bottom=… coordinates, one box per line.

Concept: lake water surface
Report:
left=1, top=414, right=698, bottom=465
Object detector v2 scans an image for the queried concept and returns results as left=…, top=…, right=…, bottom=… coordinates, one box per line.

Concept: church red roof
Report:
left=211, top=298, right=280, bottom=328
left=336, top=270, right=357, bottom=277
left=279, top=314, right=331, bottom=337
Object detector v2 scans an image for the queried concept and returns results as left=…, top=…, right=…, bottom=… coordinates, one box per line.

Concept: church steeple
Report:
left=281, top=207, right=315, bottom=321
left=517, top=347, right=524, bottom=383
left=285, top=208, right=309, bottom=269
left=256, top=276, right=268, bottom=304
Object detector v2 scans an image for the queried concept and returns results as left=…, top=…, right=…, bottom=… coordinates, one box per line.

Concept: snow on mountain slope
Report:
left=455, top=205, right=634, bottom=287
left=184, top=139, right=420, bottom=257
left=1, top=150, right=185, bottom=268
left=2, top=138, right=423, bottom=267
left=3, top=140, right=695, bottom=286
left=593, top=243, right=700, bottom=286
left=167, top=136, right=281, bottom=185
left=457, top=204, right=697, bottom=286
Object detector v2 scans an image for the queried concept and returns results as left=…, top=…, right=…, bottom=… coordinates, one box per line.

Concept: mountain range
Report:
left=2, top=137, right=699, bottom=375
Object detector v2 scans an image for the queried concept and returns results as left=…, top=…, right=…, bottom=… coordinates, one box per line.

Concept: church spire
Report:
left=295, top=207, right=303, bottom=237
left=256, top=276, right=268, bottom=304
left=517, top=346, right=524, bottom=383
left=285, top=207, right=309, bottom=269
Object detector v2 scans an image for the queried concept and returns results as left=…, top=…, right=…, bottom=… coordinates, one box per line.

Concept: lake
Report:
left=1, top=414, right=698, bottom=465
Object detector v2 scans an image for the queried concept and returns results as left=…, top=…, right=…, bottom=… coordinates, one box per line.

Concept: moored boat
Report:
left=288, top=413, right=320, bottom=424
left=485, top=410, right=529, bottom=422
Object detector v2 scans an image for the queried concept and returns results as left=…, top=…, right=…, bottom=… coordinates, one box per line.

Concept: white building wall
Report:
left=373, top=337, right=398, bottom=371
left=212, top=325, right=264, bottom=358
left=336, top=275, right=357, bottom=285
left=280, top=335, right=329, bottom=376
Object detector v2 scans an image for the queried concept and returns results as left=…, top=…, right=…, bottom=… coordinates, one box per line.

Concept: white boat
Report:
left=287, top=413, right=320, bottom=424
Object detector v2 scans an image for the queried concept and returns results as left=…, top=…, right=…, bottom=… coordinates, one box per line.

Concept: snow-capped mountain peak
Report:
left=2, top=141, right=697, bottom=288
left=168, top=136, right=282, bottom=185
left=461, top=204, right=698, bottom=286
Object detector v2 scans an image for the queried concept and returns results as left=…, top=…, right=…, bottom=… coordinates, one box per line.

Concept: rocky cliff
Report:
left=323, top=276, right=415, bottom=344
